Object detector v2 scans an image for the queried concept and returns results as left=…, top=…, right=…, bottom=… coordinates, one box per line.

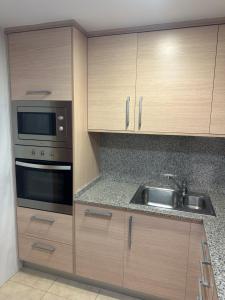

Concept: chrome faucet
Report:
left=162, top=174, right=188, bottom=198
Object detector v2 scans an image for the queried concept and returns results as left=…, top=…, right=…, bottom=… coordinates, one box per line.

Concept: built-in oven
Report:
left=15, top=158, right=73, bottom=215
left=12, top=100, right=72, bottom=148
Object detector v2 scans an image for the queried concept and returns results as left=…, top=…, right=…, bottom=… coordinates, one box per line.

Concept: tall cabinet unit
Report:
left=135, top=26, right=218, bottom=134
left=88, top=34, right=137, bottom=131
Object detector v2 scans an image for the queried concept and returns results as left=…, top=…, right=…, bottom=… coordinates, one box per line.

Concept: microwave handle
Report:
left=16, top=161, right=71, bottom=171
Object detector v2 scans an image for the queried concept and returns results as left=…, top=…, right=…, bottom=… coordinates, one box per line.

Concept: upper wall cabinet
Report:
left=8, top=27, right=72, bottom=101
left=88, top=34, right=137, bottom=131
left=210, top=25, right=225, bottom=134
left=136, top=26, right=218, bottom=134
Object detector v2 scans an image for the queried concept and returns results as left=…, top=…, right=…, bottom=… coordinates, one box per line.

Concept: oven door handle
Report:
left=16, top=161, right=71, bottom=171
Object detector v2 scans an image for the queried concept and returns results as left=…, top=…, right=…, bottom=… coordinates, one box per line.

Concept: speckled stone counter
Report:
left=74, top=177, right=225, bottom=300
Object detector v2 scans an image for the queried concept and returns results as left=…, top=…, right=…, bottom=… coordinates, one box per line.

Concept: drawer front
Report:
left=18, top=234, right=73, bottom=273
left=75, top=203, right=125, bottom=286
left=17, top=207, right=72, bottom=245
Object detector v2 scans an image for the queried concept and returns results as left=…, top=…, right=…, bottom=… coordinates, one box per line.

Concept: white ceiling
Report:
left=1, top=0, right=225, bottom=33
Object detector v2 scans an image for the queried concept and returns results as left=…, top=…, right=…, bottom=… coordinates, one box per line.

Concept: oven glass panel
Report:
left=17, top=112, right=56, bottom=136
left=16, top=161, right=72, bottom=205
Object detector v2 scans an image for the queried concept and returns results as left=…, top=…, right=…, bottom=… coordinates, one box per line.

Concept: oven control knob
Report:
left=40, top=151, right=44, bottom=156
left=59, top=126, right=64, bottom=132
left=58, top=115, right=64, bottom=121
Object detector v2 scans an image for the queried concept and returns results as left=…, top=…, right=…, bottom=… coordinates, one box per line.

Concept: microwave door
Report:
left=15, top=160, right=72, bottom=215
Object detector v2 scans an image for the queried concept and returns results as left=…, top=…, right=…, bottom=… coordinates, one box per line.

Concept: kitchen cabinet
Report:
left=185, top=223, right=204, bottom=300
left=18, top=235, right=73, bottom=273
left=75, top=203, right=125, bottom=286
left=123, top=212, right=190, bottom=300
left=211, top=25, right=225, bottom=134
left=213, top=288, right=219, bottom=300
left=88, top=34, right=137, bottom=131
left=17, top=207, right=73, bottom=245
left=136, top=26, right=218, bottom=134
left=8, top=27, right=72, bottom=101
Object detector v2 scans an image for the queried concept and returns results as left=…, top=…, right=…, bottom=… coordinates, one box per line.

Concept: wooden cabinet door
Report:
left=136, top=26, right=218, bottom=134
left=211, top=25, right=225, bottom=134
left=75, top=204, right=125, bottom=286
left=8, top=27, right=72, bottom=101
left=124, top=213, right=190, bottom=300
left=88, top=34, right=137, bottom=131
left=185, top=223, right=204, bottom=300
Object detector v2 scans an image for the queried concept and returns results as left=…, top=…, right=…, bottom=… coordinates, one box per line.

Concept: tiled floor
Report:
left=0, top=268, right=140, bottom=300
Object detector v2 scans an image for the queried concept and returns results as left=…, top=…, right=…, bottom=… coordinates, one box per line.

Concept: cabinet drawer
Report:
left=17, top=207, right=72, bottom=245
left=75, top=203, right=125, bottom=286
left=18, top=234, right=73, bottom=273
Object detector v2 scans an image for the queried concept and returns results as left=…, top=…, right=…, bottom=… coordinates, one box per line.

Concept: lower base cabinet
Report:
left=75, top=204, right=125, bottom=286
left=18, top=235, right=73, bottom=273
left=123, top=213, right=191, bottom=300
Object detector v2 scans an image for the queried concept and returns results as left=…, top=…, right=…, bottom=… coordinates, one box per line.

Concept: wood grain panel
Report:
left=136, top=26, right=218, bottom=134
left=17, top=207, right=72, bottom=245
left=124, top=213, right=190, bottom=300
left=18, top=234, right=73, bottom=273
left=8, top=27, right=72, bottom=101
left=185, top=223, right=204, bottom=300
left=75, top=203, right=125, bottom=286
left=210, top=25, right=225, bottom=134
left=72, top=28, right=100, bottom=193
left=88, top=34, right=137, bottom=131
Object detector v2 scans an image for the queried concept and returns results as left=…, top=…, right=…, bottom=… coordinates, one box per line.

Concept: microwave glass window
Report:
left=16, top=164, right=72, bottom=205
left=18, top=112, right=56, bottom=136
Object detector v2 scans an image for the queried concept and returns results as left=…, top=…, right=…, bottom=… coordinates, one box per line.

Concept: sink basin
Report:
left=183, top=194, right=206, bottom=210
left=130, top=185, right=216, bottom=216
left=130, top=186, right=180, bottom=209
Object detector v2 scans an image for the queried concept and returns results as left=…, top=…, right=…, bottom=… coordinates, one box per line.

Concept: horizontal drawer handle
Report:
left=32, top=242, right=56, bottom=253
left=31, top=215, right=55, bottom=224
left=201, top=240, right=211, bottom=264
left=200, top=261, right=210, bottom=288
left=85, top=209, right=112, bottom=219
left=26, top=90, right=51, bottom=95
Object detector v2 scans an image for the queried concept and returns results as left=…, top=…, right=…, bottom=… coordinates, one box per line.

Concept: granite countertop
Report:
left=74, top=177, right=225, bottom=300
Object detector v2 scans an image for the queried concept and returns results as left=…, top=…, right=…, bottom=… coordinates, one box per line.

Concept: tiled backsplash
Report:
left=100, top=133, right=225, bottom=192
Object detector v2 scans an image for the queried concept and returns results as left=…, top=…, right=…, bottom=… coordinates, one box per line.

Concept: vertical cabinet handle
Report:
left=125, top=96, right=130, bottom=129
left=138, top=97, right=143, bottom=130
left=200, top=261, right=210, bottom=287
left=197, top=279, right=204, bottom=300
left=201, top=240, right=211, bottom=264
left=128, top=216, right=133, bottom=249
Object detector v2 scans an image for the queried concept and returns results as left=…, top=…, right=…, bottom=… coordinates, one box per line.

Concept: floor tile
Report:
left=97, top=289, right=140, bottom=300
left=42, top=293, right=66, bottom=300
left=0, top=293, right=8, bottom=300
left=10, top=267, right=57, bottom=291
left=0, top=281, right=45, bottom=300
left=48, top=277, right=100, bottom=300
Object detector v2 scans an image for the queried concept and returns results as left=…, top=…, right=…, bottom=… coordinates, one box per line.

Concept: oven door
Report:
left=15, top=159, right=73, bottom=215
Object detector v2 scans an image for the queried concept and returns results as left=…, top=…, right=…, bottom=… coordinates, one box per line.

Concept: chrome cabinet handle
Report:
left=128, top=216, right=133, bottom=249
left=32, top=242, right=56, bottom=253
left=200, top=261, right=210, bottom=287
left=31, top=215, right=55, bottom=224
left=85, top=209, right=112, bottom=219
left=125, top=96, right=130, bottom=129
left=16, top=161, right=71, bottom=171
left=138, top=96, right=143, bottom=130
left=201, top=240, right=211, bottom=264
left=26, top=90, right=51, bottom=95
left=197, top=279, right=204, bottom=300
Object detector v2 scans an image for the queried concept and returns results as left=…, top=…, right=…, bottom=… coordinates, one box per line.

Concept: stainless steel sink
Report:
left=130, top=186, right=180, bottom=209
left=130, top=185, right=215, bottom=216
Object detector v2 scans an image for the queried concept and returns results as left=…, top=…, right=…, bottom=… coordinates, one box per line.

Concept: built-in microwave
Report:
left=12, top=100, right=72, bottom=148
